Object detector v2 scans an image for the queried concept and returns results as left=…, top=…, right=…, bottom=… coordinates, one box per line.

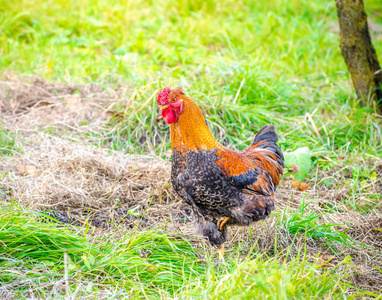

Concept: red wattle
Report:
left=162, top=108, right=178, bottom=124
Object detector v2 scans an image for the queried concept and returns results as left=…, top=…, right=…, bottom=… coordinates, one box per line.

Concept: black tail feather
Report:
left=253, top=125, right=279, bottom=144
left=252, top=124, right=284, bottom=165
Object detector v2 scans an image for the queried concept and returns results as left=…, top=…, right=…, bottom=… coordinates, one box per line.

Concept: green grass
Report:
left=182, top=250, right=354, bottom=299
left=1, top=0, right=381, bottom=156
left=342, top=166, right=381, bottom=212
left=0, top=202, right=207, bottom=298
left=0, top=202, right=360, bottom=299
left=0, top=0, right=351, bottom=78
left=1, top=0, right=382, bottom=297
left=0, top=127, right=20, bottom=156
left=279, top=198, right=359, bottom=254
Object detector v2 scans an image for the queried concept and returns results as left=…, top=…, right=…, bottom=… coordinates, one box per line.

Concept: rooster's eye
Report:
left=172, top=98, right=176, bottom=102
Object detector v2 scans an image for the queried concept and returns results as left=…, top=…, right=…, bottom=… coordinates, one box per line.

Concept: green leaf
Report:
left=82, top=254, right=95, bottom=270
left=284, top=147, right=312, bottom=182
left=43, top=261, right=55, bottom=267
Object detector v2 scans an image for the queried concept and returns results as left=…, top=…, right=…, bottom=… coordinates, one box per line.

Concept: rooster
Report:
left=157, top=87, right=284, bottom=259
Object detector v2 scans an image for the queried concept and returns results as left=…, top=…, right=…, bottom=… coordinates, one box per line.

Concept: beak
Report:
left=161, top=105, right=169, bottom=110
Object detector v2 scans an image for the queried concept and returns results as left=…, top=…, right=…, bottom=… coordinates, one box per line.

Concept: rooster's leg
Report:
left=218, top=243, right=224, bottom=260
left=217, top=217, right=229, bottom=231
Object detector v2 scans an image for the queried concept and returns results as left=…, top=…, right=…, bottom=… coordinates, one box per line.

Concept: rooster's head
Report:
left=157, top=87, right=184, bottom=124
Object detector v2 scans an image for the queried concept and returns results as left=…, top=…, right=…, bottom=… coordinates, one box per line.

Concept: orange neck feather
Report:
left=170, top=96, right=222, bottom=153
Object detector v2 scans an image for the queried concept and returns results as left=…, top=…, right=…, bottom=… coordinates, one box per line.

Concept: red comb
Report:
left=157, top=87, right=171, bottom=105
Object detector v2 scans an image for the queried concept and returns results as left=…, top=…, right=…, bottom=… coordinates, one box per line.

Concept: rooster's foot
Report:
left=218, top=243, right=225, bottom=260
left=217, top=216, right=229, bottom=231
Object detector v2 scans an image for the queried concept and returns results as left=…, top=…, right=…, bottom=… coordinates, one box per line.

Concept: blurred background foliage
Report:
left=0, top=0, right=381, bottom=156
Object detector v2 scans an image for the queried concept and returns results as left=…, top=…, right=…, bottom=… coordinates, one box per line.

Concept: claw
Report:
left=217, top=216, right=230, bottom=231
left=218, top=243, right=224, bottom=260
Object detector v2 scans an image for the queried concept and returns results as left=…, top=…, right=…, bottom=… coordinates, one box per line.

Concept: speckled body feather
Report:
left=161, top=87, right=284, bottom=247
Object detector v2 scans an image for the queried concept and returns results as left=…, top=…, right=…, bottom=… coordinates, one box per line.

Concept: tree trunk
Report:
left=336, top=0, right=382, bottom=112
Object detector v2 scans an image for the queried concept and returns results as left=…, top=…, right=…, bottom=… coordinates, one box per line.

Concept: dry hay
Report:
left=1, top=78, right=382, bottom=293
left=0, top=133, right=176, bottom=227
left=0, top=76, right=127, bottom=138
